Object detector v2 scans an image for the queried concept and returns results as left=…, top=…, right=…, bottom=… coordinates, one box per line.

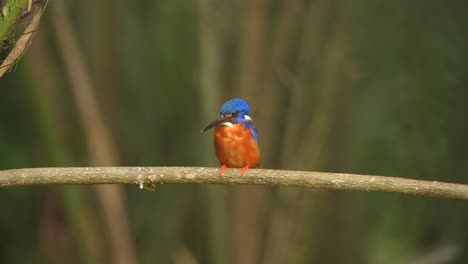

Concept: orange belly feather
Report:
left=214, top=124, right=260, bottom=168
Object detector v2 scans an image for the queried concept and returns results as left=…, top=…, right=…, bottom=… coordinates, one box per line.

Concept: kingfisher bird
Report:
left=202, top=98, right=260, bottom=176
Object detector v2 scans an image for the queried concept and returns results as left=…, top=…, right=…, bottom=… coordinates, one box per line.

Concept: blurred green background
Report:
left=1, top=0, right=468, bottom=263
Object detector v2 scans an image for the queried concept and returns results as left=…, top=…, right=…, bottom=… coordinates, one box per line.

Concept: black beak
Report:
left=201, top=115, right=228, bottom=133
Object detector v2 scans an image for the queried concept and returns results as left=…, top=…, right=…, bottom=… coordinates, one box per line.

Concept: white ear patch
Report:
left=221, top=122, right=234, bottom=127
left=243, top=115, right=252, bottom=121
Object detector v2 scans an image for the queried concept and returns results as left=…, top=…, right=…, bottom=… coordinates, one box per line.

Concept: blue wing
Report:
left=243, top=122, right=258, bottom=143
left=251, top=125, right=258, bottom=143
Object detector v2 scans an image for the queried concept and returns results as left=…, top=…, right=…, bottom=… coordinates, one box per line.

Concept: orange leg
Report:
left=240, top=164, right=250, bottom=176
left=219, top=164, right=227, bottom=176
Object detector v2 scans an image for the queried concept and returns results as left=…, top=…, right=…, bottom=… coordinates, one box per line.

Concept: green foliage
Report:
left=0, top=0, right=29, bottom=41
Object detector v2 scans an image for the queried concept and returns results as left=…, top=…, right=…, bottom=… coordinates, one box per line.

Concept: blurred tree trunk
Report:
left=26, top=29, right=103, bottom=264
left=50, top=1, right=137, bottom=264
left=198, top=0, right=227, bottom=263
left=231, top=1, right=271, bottom=264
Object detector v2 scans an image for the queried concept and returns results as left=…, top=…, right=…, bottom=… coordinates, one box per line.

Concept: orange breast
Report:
left=214, top=124, right=260, bottom=168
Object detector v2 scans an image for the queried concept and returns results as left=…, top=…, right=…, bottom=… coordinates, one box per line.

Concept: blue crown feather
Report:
left=219, top=98, right=251, bottom=116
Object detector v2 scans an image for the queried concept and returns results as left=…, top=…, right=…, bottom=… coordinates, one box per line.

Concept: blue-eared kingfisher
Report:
left=202, top=98, right=260, bottom=176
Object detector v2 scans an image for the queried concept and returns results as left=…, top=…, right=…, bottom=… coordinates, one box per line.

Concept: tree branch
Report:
left=0, top=167, right=467, bottom=200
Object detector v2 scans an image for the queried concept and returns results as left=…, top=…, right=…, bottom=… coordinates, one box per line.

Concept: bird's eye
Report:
left=223, top=112, right=238, bottom=119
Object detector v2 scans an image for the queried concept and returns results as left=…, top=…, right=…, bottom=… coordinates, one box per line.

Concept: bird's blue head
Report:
left=201, top=98, right=257, bottom=141
left=219, top=98, right=250, bottom=118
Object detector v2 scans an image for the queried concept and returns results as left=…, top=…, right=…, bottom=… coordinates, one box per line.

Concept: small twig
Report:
left=0, top=167, right=467, bottom=201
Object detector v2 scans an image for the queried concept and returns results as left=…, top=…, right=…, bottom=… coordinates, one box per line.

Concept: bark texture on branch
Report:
left=0, top=167, right=467, bottom=200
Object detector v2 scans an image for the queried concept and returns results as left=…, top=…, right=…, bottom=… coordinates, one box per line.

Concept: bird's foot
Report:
left=219, top=164, right=227, bottom=176
left=240, top=164, right=250, bottom=176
